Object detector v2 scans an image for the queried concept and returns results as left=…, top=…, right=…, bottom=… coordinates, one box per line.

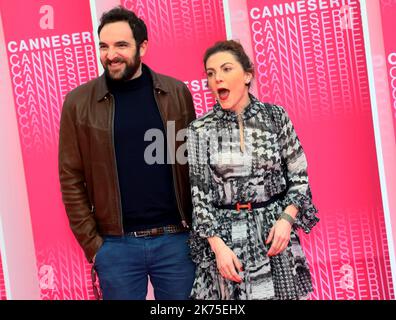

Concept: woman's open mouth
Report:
left=217, top=88, right=230, bottom=101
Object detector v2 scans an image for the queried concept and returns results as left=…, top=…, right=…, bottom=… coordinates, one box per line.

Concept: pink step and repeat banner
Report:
left=242, top=0, right=395, bottom=299
left=0, top=0, right=225, bottom=299
left=381, top=1, right=396, bottom=140
left=120, top=0, right=223, bottom=115
left=0, top=255, right=4, bottom=300
left=0, top=0, right=99, bottom=300
left=0, top=0, right=395, bottom=299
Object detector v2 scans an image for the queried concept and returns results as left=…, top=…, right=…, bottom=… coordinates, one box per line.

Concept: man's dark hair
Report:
left=97, top=6, right=148, bottom=46
left=203, top=40, right=255, bottom=86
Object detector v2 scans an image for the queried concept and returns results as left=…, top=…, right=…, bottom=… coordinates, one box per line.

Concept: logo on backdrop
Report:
left=184, top=78, right=216, bottom=117
left=6, top=6, right=97, bottom=152
left=248, top=0, right=362, bottom=119
left=39, top=5, right=54, bottom=30
left=340, top=264, right=354, bottom=291
left=389, top=52, right=396, bottom=116
left=39, top=265, right=55, bottom=290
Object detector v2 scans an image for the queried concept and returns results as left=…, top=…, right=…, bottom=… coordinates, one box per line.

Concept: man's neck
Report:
left=129, top=63, right=143, bottom=80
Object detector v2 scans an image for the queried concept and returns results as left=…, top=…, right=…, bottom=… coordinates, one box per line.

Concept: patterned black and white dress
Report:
left=186, top=94, right=319, bottom=300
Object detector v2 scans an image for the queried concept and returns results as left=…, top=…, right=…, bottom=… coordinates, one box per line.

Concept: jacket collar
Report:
left=213, top=93, right=261, bottom=121
left=95, top=63, right=170, bottom=101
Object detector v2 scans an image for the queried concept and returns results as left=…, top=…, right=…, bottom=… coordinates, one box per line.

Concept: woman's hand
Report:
left=266, top=205, right=298, bottom=256
left=266, top=219, right=292, bottom=257
left=208, top=236, right=243, bottom=283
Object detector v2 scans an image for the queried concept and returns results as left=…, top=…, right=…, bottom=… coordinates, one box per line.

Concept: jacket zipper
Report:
left=153, top=88, right=187, bottom=226
left=109, top=94, right=124, bottom=234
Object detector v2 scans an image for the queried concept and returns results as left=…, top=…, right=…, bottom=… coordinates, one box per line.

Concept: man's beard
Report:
left=104, top=51, right=141, bottom=82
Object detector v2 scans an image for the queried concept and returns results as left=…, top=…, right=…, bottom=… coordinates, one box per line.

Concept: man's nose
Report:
left=106, top=47, right=118, bottom=60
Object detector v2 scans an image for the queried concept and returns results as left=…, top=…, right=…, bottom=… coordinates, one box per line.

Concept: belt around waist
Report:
left=214, top=190, right=287, bottom=212
left=125, top=224, right=187, bottom=237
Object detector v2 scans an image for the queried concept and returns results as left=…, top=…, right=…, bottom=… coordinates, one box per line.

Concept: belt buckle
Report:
left=132, top=231, right=147, bottom=237
left=236, top=202, right=252, bottom=212
left=150, top=227, right=162, bottom=236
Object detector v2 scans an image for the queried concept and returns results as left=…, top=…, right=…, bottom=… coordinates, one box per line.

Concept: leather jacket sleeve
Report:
left=58, top=93, right=103, bottom=263
left=182, top=83, right=196, bottom=126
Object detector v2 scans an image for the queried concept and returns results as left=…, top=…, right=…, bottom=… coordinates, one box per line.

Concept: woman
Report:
left=187, top=40, right=319, bottom=300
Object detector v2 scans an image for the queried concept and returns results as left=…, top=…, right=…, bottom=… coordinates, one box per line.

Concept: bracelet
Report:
left=279, top=212, right=295, bottom=226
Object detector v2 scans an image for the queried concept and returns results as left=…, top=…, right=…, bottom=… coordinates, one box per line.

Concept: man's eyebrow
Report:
left=98, top=41, right=130, bottom=46
left=114, top=41, right=130, bottom=45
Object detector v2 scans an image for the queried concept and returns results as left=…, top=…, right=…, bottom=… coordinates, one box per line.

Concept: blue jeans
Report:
left=94, top=232, right=195, bottom=300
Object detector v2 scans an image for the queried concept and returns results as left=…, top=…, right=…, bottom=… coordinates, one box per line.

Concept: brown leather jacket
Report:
left=58, top=65, right=196, bottom=262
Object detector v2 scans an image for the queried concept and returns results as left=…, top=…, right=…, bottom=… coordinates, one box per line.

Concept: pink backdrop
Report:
left=1, top=0, right=98, bottom=300
left=0, top=0, right=395, bottom=300
left=0, top=0, right=225, bottom=299
left=381, top=0, right=396, bottom=140
left=0, top=255, right=5, bottom=300
left=239, top=0, right=394, bottom=299
left=120, top=0, right=225, bottom=116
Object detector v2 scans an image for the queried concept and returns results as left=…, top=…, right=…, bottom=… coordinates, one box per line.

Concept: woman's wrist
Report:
left=280, top=204, right=298, bottom=226
left=207, top=236, right=226, bottom=254
left=284, top=205, right=298, bottom=218
left=279, top=212, right=295, bottom=226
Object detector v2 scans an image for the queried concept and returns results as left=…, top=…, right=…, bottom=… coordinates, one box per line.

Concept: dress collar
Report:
left=213, top=93, right=261, bottom=121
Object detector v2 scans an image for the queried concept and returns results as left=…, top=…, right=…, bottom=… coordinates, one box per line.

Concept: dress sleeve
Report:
left=187, top=124, right=220, bottom=238
left=275, top=105, right=319, bottom=233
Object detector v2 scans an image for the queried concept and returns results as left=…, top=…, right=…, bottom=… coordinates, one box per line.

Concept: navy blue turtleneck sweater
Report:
left=107, top=66, right=179, bottom=232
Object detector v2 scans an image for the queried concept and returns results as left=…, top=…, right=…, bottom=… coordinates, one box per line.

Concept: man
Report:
left=58, top=6, right=196, bottom=300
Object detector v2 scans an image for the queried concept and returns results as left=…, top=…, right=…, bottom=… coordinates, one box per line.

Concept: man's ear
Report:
left=139, top=40, right=148, bottom=58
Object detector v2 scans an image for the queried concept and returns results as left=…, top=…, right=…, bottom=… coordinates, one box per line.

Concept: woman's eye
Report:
left=206, top=71, right=214, bottom=77
left=224, top=67, right=232, bottom=72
